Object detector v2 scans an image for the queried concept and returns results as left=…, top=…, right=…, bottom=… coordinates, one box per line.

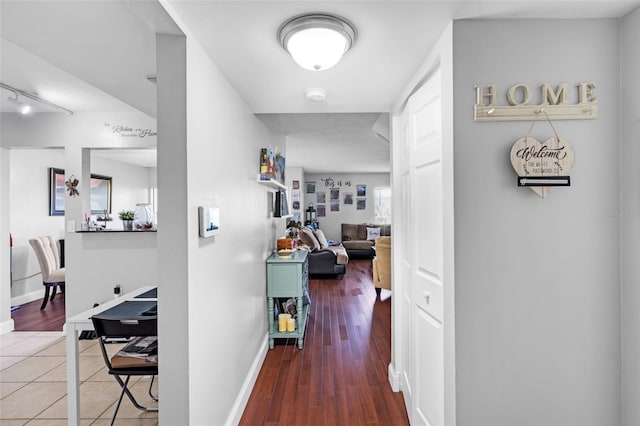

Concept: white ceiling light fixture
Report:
left=305, top=88, right=327, bottom=102
left=1, top=82, right=73, bottom=115
left=7, top=93, right=31, bottom=114
left=278, top=13, right=357, bottom=71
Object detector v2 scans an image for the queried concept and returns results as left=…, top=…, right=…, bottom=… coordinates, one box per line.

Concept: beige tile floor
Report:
left=0, top=331, right=158, bottom=425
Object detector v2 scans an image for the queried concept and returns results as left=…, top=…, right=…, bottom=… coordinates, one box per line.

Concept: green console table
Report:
left=266, top=249, right=309, bottom=349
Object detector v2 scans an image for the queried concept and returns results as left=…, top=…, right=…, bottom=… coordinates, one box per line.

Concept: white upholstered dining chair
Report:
left=29, top=235, right=65, bottom=310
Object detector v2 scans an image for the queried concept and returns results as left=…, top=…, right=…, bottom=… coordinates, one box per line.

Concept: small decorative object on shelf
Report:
left=134, top=203, right=154, bottom=230
left=96, top=209, right=112, bottom=223
left=119, top=210, right=135, bottom=231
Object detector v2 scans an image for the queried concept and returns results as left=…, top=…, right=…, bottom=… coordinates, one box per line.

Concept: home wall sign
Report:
left=474, top=82, right=597, bottom=121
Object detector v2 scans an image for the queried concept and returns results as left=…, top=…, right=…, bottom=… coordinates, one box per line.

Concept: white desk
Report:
left=65, top=285, right=157, bottom=425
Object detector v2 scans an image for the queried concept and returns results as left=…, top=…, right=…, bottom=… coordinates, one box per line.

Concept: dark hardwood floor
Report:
left=240, top=259, right=409, bottom=425
left=11, top=292, right=66, bottom=331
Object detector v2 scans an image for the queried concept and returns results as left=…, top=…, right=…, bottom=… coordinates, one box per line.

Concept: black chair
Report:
left=91, top=314, right=158, bottom=425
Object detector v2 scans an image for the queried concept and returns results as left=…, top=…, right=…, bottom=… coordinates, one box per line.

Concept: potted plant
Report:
left=119, top=210, right=135, bottom=231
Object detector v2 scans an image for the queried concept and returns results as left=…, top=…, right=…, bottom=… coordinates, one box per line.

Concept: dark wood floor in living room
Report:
left=11, top=292, right=66, bottom=331
left=240, top=259, right=409, bottom=425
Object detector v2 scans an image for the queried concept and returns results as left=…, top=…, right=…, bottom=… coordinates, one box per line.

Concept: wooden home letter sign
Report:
left=474, top=82, right=597, bottom=121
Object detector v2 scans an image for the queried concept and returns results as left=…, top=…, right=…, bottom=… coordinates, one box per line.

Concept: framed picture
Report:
left=198, top=206, right=220, bottom=238
left=306, top=181, right=316, bottom=193
left=357, top=198, right=366, bottom=210
left=292, top=200, right=300, bottom=210
left=330, top=188, right=340, bottom=200
left=357, top=185, right=367, bottom=197
left=344, top=193, right=354, bottom=205
left=316, top=192, right=326, bottom=204
left=330, top=199, right=340, bottom=212
left=317, top=205, right=326, bottom=217
left=49, top=167, right=112, bottom=216
left=292, top=180, right=300, bottom=189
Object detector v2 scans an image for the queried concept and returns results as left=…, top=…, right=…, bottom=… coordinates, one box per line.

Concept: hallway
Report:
left=240, top=259, right=408, bottom=425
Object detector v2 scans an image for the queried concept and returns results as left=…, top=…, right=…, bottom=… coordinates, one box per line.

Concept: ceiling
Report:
left=2, top=1, right=639, bottom=172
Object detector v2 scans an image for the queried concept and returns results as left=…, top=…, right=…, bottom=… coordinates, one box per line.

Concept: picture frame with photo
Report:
left=292, top=180, right=300, bottom=189
left=357, top=185, right=367, bottom=197
left=344, top=193, right=353, bottom=205
left=317, top=205, right=326, bottom=217
left=357, top=198, right=366, bottom=210
left=330, top=199, right=340, bottom=212
left=330, top=188, right=340, bottom=200
left=316, top=192, right=326, bottom=204
left=306, top=181, right=316, bottom=193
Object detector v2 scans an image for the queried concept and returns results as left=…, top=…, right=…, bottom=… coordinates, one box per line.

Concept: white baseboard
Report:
left=224, top=332, right=268, bottom=426
left=0, top=318, right=15, bottom=335
left=11, top=289, right=43, bottom=307
left=388, top=362, right=401, bottom=392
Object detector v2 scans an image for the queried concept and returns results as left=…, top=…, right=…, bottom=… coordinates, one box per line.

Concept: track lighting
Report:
left=7, top=93, right=32, bottom=114
left=1, top=82, right=73, bottom=115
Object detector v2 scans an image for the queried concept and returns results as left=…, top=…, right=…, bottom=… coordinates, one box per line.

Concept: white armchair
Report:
left=29, top=236, right=65, bottom=310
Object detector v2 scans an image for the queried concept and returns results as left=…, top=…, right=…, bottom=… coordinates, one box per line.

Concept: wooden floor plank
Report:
left=11, top=292, right=65, bottom=331
left=240, top=259, right=409, bottom=425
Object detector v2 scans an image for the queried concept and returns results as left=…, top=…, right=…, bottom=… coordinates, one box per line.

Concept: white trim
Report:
left=11, top=289, right=44, bottom=307
left=224, top=332, right=269, bottom=426
left=388, top=362, right=401, bottom=392
left=0, top=318, right=15, bottom=335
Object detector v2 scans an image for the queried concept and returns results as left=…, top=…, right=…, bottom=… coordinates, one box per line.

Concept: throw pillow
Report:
left=314, top=229, right=329, bottom=249
left=366, top=227, right=381, bottom=241
left=299, top=227, right=320, bottom=251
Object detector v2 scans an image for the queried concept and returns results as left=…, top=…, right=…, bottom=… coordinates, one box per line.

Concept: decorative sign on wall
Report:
left=510, top=136, right=575, bottom=198
left=509, top=110, right=575, bottom=198
left=474, top=82, right=597, bottom=121
left=320, top=177, right=352, bottom=188
left=104, top=122, right=157, bottom=138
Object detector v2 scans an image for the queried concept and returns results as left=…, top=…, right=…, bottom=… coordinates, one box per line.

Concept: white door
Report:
left=393, top=101, right=414, bottom=411
left=407, top=67, right=446, bottom=426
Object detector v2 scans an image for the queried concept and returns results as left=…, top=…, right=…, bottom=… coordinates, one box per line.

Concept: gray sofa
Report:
left=298, top=226, right=349, bottom=278
left=341, top=223, right=391, bottom=259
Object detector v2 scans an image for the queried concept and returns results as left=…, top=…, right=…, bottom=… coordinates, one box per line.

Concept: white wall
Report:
left=286, top=166, right=304, bottom=223
left=0, top=111, right=158, bottom=320
left=452, top=19, right=620, bottom=425
left=8, top=148, right=154, bottom=303
left=302, top=172, right=390, bottom=241
left=0, top=148, right=12, bottom=333
left=155, top=13, right=285, bottom=423
left=621, top=6, right=640, bottom=426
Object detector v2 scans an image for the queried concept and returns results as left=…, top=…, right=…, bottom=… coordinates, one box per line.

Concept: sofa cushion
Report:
left=366, top=227, right=381, bottom=241
left=299, top=227, right=320, bottom=251
left=314, top=229, right=329, bottom=249
left=342, top=240, right=374, bottom=250
left=341, top=223, right=360, bottom=241
left=321, top=246, right=349, bottom=265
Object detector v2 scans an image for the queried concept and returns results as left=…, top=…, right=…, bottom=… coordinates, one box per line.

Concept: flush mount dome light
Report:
left=278, top=13, right=357, bottom=71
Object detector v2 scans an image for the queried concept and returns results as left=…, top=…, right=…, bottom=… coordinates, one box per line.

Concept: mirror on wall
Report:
left=90, top=148, right=157, bottom=227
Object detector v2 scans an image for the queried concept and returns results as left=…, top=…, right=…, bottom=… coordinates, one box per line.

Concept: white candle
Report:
left=278, top=314, right=290, bottom=332
left=286, top=317, right=295, bottom=332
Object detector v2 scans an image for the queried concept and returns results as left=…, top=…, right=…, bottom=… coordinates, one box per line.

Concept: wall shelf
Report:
left=257, top=175, right=286, bottom=190
left=76, top=229, right=157, bottom=233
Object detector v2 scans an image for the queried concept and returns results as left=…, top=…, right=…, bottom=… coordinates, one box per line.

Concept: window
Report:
left=374, top=187, right=391, bottom=224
